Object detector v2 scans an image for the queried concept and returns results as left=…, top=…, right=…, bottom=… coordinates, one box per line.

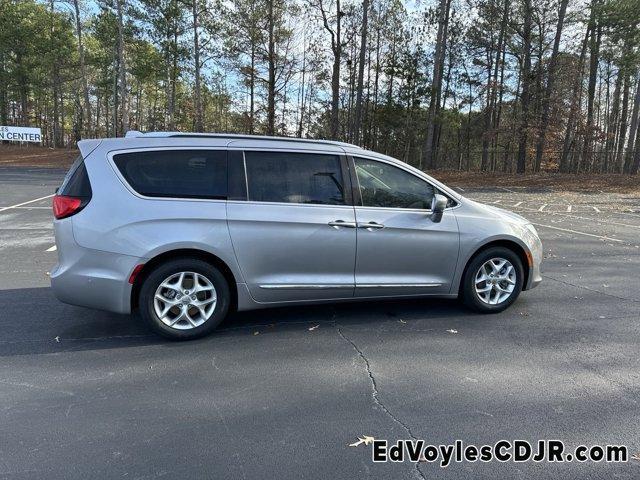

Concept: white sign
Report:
left=0, top=126, right=42, bottom=143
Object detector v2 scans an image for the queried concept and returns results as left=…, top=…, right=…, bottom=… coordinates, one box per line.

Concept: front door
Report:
left=227, top=150, right=357, bottom=303
left=351, top=156, right=460, bottom=297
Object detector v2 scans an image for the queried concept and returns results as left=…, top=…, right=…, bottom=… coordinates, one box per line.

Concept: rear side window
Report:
left=59, top=156, right=92, bottom=198
left=113, top=150, right=227, bottom=199
left=244, top=151, right=345, bottom=205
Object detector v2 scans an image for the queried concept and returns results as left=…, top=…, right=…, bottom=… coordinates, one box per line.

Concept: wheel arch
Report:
left=130, top=248, right=238, bottom=312
left=457, top=239, right=532, bottom=296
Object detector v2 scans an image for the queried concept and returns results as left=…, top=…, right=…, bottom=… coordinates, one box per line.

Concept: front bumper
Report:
left=50, top=219, right=142, bottom=314
left=524, top=230, right=543, bottom=290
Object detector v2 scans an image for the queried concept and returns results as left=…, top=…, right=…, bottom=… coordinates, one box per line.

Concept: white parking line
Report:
left=0, top=194, right=54, bottom=213
left=566, top=205, right=572, bottom=212
left=46, top=245, right=57, bottom=252
left=532, top=223, right=624, bottom=243
left=538, top=204, right=547, bottom=212
left=592, top=206, right=601, bottom=213
left=513, top=201, right=523, bottom=207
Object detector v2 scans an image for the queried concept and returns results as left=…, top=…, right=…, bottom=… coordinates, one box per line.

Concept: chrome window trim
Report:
left=228, top=200, right=355, bottom=210
left=357, top=283, right=442, bottom=288
left=259, top=283, right=442, bottom=289
left=259, top=284, right=354, bottom=290
left=107, top=147, right=228, bottom=204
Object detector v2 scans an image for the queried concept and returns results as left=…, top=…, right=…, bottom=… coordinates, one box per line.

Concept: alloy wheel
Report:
left=474, top=257, right=517, bottom=305
left=153, top=271, right=217, bottom=330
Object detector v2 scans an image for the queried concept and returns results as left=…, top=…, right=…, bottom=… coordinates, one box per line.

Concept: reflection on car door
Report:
left=351, top=156, right=460, bottom=297
left=227, top=150, right=357, bottom=303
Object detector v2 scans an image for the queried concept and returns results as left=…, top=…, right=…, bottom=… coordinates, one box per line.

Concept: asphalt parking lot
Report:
left=1, top=166, right=639, bottom=479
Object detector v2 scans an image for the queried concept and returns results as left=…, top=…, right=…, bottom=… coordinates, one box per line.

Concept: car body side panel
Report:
left=353, top=207, right=460, bottom=296
left=227, top=201, right=357, bottom=302
left=50, top=218, right=140, bottom=314
left=71, top=144, right=244, bottom=284
left=450, top=202, right=542, bottom=295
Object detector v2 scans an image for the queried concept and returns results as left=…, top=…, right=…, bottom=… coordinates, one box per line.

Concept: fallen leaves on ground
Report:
left=349, top=435, right=375, bottom=447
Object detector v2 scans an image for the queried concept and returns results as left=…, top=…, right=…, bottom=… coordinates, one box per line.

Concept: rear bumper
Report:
left=50, top=219, right=142, bottom=314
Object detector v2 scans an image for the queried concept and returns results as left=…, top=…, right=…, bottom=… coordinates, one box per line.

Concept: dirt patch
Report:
left=0, top=145, right=78, bottom=169
left=431, top=170, right=640, bottom=194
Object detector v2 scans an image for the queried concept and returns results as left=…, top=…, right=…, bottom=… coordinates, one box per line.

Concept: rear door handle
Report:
left=328, top=220, right=357, bottom=228
left=358, top=221, right=385, bottom=229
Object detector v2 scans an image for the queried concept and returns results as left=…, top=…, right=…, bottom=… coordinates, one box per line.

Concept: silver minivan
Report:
left=51, top=132, right=542, bottom=339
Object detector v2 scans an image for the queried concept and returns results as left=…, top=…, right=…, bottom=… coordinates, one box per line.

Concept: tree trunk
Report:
left=168, top=26, right=178, bottom=130
left=605, top=71, right=621, bottom=172
left=266, top=0, right=276, bottom=135
left=249, top=43, right=255, bottom=133
left=516, top=0, right=533, bottom=174
left=353, top=0, right=369, bottom=144
left=480, top=55, right=493, bottom=171
left=297, top=34, right=307, bottom=138
left=192, top=0, right=203, bottom=132
left=623, top=74, right=640, bottom=173
left=560, top=22, right=590, bottom=172
left=534, top=0, right=569, bottom=172
left=421, top=0, right=451, bottom=170
left=73, top=0, right=92, bottom=137
left=486, top=0, right=508, bottom=171
left=332, top=0, right=341, bottom=139
left=50, top=0, right=62, bottom=146
left=630, top=122, right=640, bottom=174
left=581, top=4, right=601, bottom=172
left=116, top=0, right=128, bottom=134
left=615, top=71, right=630, bottom=171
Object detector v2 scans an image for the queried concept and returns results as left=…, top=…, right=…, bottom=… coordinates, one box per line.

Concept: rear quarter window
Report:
left=113, top=150, right=227, bottom=199
left=59, top=156, right=92, bottom=198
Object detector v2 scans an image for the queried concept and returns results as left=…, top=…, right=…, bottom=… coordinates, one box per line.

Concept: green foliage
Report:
left=0, top=0, right=638, bottom=173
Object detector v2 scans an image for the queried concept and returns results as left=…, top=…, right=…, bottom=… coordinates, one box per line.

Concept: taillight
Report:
left=53, top=195, right=82, bottom=219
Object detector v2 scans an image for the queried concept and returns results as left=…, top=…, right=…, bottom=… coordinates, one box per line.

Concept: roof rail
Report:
left=123, top=131, right=361, bottom=149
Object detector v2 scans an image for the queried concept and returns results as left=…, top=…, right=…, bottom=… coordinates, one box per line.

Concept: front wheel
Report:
left=139, top=258, right=230, bottom=340
left=461, top=247, right=524, bottom=313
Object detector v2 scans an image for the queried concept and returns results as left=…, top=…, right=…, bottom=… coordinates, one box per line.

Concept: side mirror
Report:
left=430, top=194, right=448, bottom=223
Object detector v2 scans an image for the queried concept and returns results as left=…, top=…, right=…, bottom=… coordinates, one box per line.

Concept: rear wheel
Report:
left=461, top=247, right=524, bottom=313
left=139, top=258, right=230, bottom=340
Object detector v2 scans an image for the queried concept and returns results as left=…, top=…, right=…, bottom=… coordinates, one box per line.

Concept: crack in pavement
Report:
left=542, top=275, right=640, bottom=303
left=335, top=324, right=426, bottom=480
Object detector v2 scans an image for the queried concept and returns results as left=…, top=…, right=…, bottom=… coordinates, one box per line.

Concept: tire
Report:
left=139, top=258, right=230, bottom=340
left=461, top=246, right=524, bottom=313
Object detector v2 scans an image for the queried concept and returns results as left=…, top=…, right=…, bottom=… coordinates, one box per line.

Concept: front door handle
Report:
left=358, top=221, right=385, bottom=230
left=328, top=220, right=357, bottom=228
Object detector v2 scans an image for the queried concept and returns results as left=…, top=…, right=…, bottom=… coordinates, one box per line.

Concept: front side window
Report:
left=354, top=157, right=435, bottom=209
left=245, top=151, right=345, bottom=205
left=113, top=150, right=227, bottom=199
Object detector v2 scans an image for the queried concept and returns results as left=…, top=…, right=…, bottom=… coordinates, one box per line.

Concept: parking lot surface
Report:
left=1, top=166, right=639, bottom=479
